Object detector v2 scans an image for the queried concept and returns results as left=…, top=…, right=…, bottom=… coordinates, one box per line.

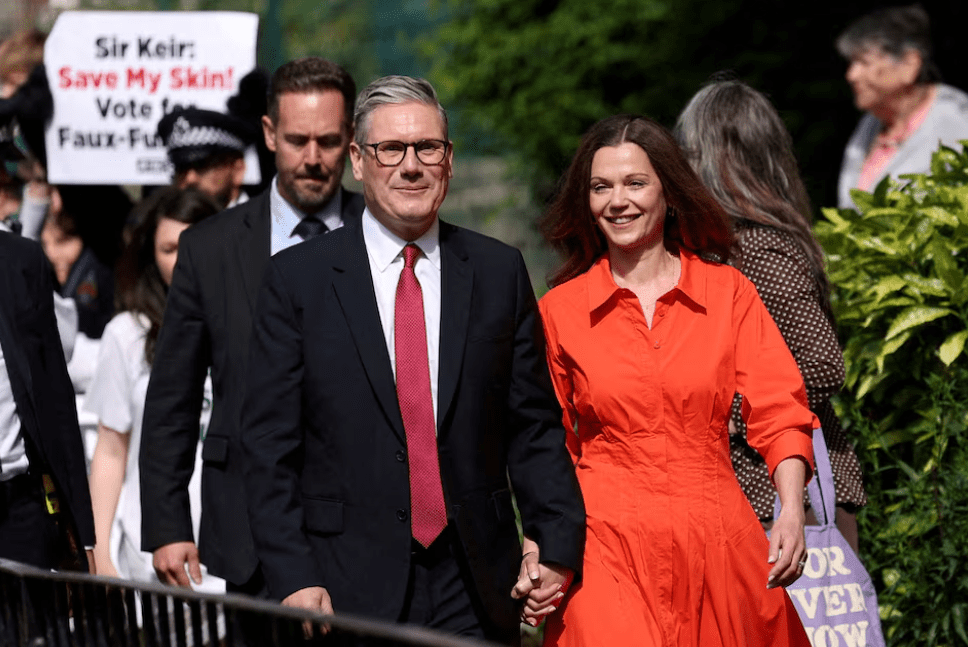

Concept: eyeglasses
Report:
left=363, top=140, right=449, bottom=166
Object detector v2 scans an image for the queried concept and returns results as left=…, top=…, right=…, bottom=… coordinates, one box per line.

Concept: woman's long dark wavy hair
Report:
left=115, top=187, right=218, bottom=365
left=541, top=114, right=733, bottom=288
left=673, top=79, right=833, bottom=317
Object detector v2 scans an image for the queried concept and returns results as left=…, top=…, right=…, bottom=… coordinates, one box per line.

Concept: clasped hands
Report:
left=511, top=544, right=574, bottom=627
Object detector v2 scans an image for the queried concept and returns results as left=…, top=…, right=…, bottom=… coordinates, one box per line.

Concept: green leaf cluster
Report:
left=815, top=142, right=968, bottom=646
left=420, top=0, right=745, bottom=195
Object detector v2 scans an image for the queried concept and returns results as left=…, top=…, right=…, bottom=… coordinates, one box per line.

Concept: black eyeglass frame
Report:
left=362, top=139, right=451, bottom=167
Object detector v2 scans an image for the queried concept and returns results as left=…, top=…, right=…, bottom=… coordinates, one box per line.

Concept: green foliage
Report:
left=815, top=143, right=968, bottom=646
left=420, top=0, right=745, bottom=194
left=278, top=0, right=380, bottom=83
left=419, top=0, right=857, bottom=208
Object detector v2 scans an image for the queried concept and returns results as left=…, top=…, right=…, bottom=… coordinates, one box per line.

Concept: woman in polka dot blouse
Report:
left=675, top=79, right=867, bottom=551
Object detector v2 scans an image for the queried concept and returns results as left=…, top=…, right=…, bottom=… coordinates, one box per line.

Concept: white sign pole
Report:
left=44, top=11, right=259, bottom=185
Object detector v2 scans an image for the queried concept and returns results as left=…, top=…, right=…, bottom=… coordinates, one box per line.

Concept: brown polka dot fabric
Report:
left=729, top=222, right=868, bottom=520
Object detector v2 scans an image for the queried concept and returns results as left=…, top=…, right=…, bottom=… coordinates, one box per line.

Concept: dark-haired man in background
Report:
left=140, top=57, right=364, bottom=600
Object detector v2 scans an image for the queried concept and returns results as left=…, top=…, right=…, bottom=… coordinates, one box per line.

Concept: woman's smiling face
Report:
left=589, top=142, right=667, bottom=254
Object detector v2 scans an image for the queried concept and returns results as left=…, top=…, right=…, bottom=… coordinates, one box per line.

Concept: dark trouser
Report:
left=224, top=565, right=274, bottom=647
left=0, top=472, right=60, bottom=569
left=398, top=527, right=517, bottom=646
left=296, top=527, right=518, bottom=646
left=0, top=472, right=64, bottom=645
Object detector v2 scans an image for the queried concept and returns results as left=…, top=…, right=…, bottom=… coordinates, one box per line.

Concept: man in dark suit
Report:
left=241, top=76, right=585, bottom=644
left=139, top=58, right=363, bottom=598
left=0, top=231, right=94, bottom=571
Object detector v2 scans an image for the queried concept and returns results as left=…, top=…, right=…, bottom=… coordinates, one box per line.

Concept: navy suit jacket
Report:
left=241, top=217, right=585, bottom=632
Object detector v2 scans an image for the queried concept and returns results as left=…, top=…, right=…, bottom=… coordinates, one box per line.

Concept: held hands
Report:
left=767, top=505, right=807, bottom=589
left=282, top=586, right=334, bottom=638
left=511, top=547, right=574, bottom=627
left=153, top=541, right=202, bottom=587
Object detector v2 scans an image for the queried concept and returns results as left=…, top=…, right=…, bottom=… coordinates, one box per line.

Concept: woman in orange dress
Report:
left=525, top=115, right=816, bottom=646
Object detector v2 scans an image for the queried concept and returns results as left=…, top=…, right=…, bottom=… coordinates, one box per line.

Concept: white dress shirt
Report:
left=361, top=208, right=441, bottom=426
left=269, top=177, right=344, bottom=256
left=0, top=340, right=28, bottom=480
left=226, top=191, right=249, bottom=210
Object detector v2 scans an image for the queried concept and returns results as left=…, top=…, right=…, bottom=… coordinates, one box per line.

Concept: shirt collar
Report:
left=270, top=176, right=344, bottom=237
left=227, top=191, right=249, bottom=209
left=362, top=207, right=441, bottom=273
left=586, top=249, right=707, bottom=314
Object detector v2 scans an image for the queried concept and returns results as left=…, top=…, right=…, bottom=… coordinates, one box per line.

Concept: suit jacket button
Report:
left=395, top=450, right=406, bottom=463
left=396, top=509, right=408, bottom=522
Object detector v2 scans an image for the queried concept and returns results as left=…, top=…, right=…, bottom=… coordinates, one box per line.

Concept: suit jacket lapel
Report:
left=238, top=189, right=359, bottom=313
left=331, top=222, right=406, bottom=442
left=436, top=222, right=472, bottom=434
left=236, top=192, right=272, bottom=312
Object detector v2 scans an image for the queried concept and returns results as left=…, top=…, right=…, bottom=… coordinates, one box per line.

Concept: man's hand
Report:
left=153, top=541, right=202, bottom=587
left=511, top=552, right=573, bottom=627
left=283, top=586, right=334, bottom=637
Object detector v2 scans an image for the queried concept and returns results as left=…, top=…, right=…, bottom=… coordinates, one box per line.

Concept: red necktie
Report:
left=395, top=244, right=447, bottom=547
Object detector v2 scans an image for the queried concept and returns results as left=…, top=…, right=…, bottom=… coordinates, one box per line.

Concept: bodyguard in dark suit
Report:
left=241, top=76, right=585, bottom=644
left=0, top=231, right=94, bottom=570
left=139, top=58, right=363, bottom=596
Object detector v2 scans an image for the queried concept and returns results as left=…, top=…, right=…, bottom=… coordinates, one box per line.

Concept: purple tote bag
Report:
left=773, top=429, right=885, bottom=647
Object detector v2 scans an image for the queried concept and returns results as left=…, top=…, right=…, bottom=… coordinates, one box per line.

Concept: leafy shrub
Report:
left=815, top=143, right=968, bottom=646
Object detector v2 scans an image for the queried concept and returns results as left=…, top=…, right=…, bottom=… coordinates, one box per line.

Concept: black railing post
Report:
left=0, top=561, right=502, bottom=647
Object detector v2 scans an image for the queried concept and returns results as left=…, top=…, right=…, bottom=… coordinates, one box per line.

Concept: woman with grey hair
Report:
left=836, top=4, right=968, bottom=208
left=675, top=79, right=867, bottom=552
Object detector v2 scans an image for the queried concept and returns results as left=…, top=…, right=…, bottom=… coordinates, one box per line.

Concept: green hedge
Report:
left=815, top=143, right=968, bottom=646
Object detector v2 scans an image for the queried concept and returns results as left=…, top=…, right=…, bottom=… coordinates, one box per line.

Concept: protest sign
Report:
left=44, top=11, right=260, bottom=185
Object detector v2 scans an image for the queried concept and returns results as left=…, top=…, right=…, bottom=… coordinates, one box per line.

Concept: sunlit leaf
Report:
left=864, top=207, right=911, bottom=220
left=900, top=274, right=948, bottom=297
left=921, top=206, right=961, bottom=227
left=883, top=568, right=901, bottom=588
left=952, top=604, right=968, bottom=645
left=820, top=207, right=852, bottom=231
left=882, top=513, right=937, bottom=539
left=855, top=374, right=877, bottom=400
left=940, top=330, right=968, bottom=366
left=874, top=429, right=915, bottom=449
left=867, top=276, right=908, bottom=302
left=876, top=331, right=912, bottom=373
left=885, top=306, right=953, bottom=340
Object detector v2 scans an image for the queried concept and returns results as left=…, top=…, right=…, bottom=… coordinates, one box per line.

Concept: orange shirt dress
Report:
left=538, top=251, right=815, bottom=647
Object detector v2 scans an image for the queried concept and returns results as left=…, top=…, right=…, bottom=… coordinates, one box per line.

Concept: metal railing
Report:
left=0, top=559, right=499, bottom=647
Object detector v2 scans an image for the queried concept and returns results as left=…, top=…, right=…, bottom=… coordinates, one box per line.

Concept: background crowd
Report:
left=1, top=2, right=967, bottom=646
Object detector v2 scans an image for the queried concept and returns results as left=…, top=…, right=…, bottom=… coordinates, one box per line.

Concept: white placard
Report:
left=44, top=11, right=260, bottom=185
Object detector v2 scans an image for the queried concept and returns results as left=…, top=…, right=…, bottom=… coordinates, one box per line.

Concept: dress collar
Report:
left=586, top=249, right=707, bottom=315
